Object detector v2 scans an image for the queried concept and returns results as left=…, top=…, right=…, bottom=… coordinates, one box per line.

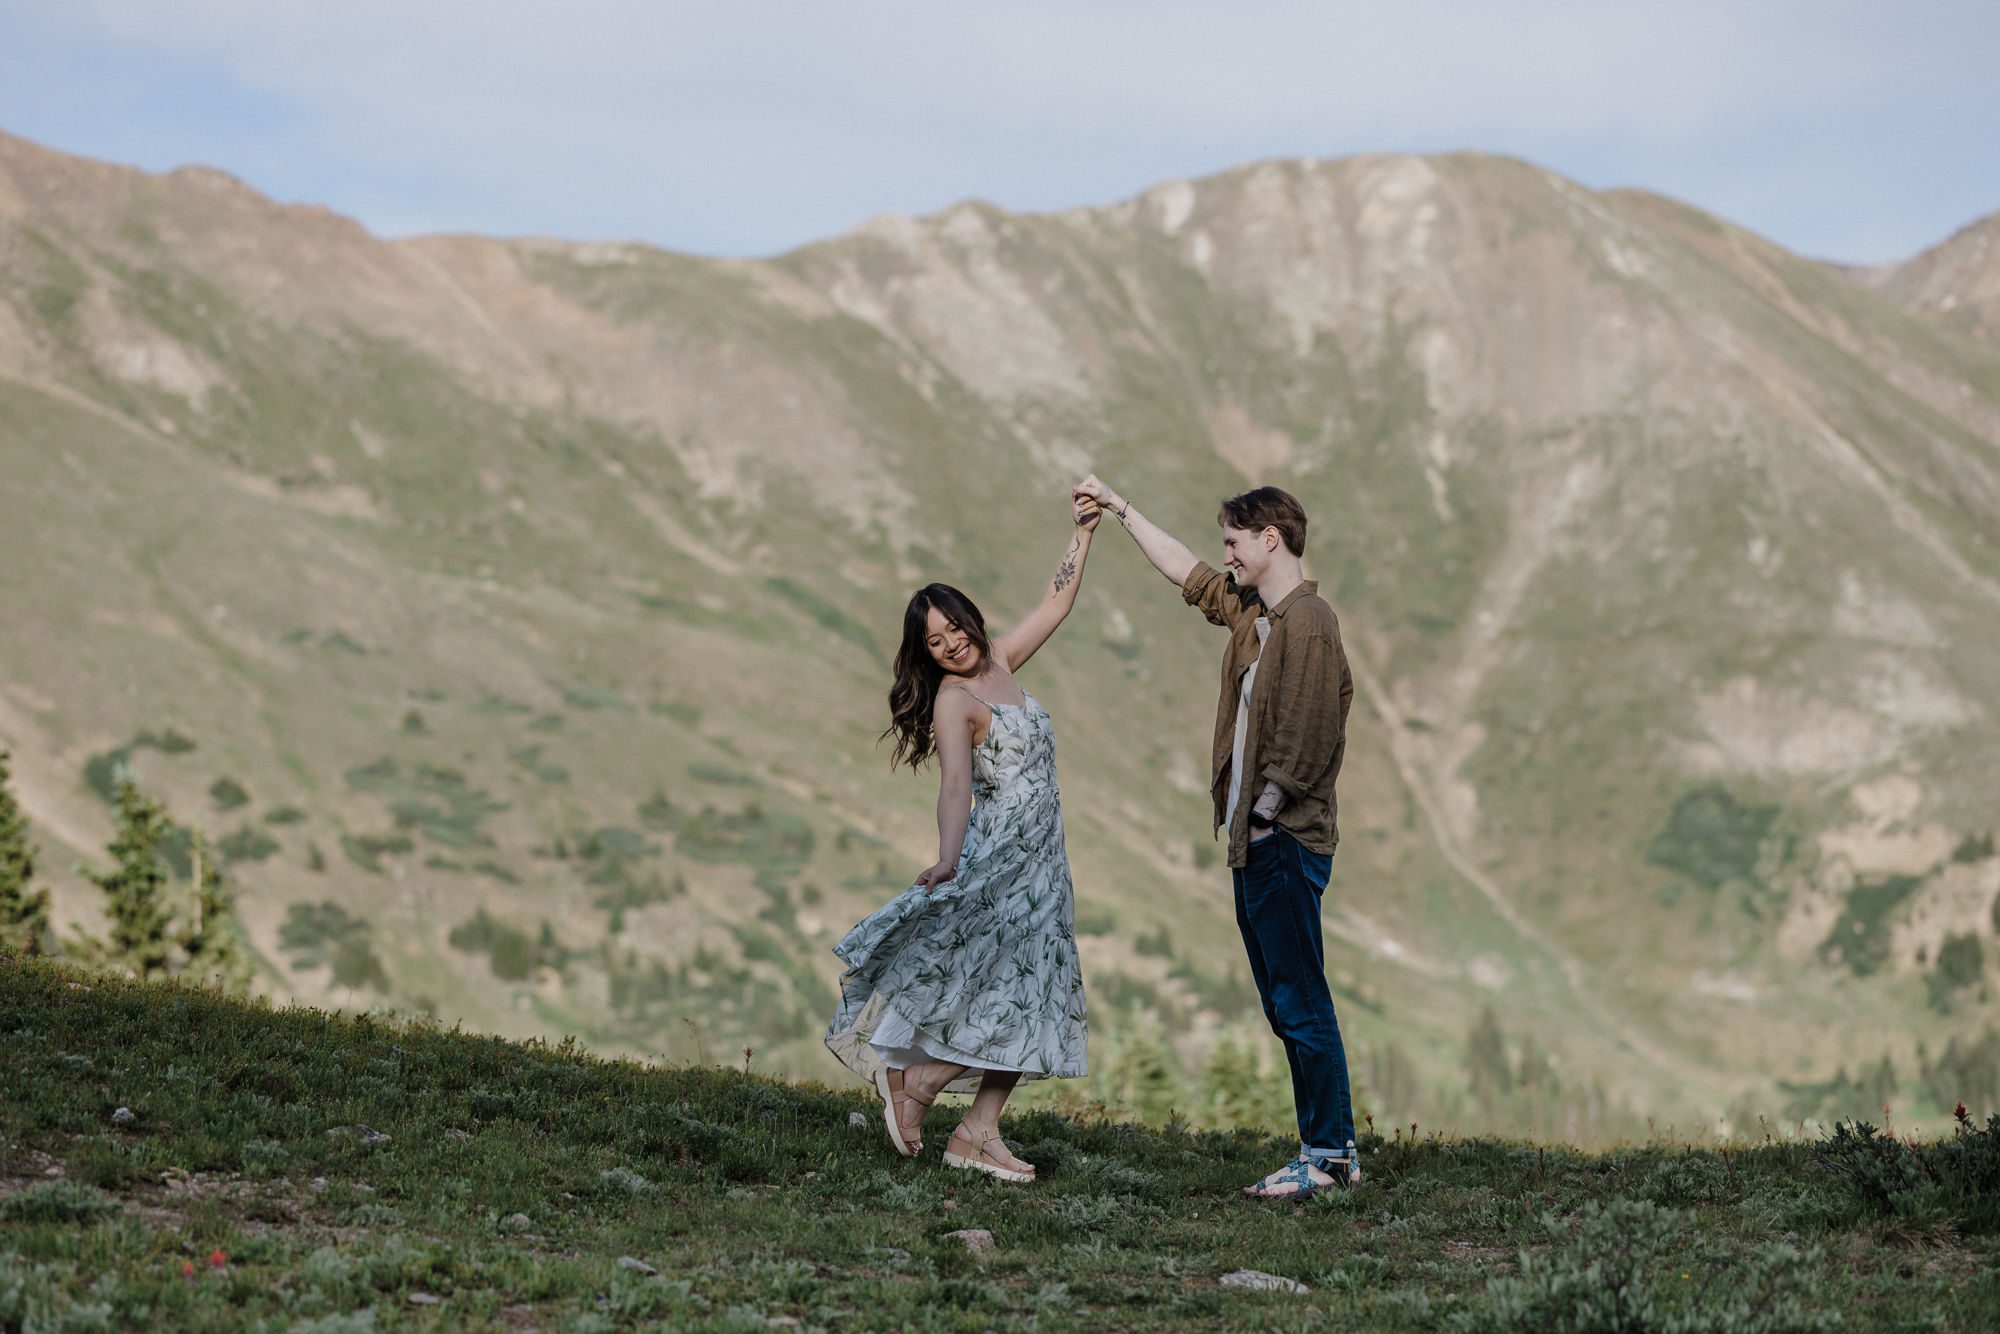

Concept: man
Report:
left=1073, top=474, right=1358, bottom=1199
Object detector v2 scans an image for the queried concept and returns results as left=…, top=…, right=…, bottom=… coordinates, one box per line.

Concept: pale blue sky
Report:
left=3, top=1, right=1995, bottom=264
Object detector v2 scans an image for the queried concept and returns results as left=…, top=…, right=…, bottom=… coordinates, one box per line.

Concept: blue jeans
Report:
left=1232, top=828, right=1356, bottom=1163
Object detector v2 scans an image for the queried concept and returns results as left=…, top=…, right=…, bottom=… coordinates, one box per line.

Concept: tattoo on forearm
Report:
left=1052, top=538, right=1081, bottom=594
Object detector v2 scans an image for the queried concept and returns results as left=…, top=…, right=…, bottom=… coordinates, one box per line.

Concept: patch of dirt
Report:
left=156, top=1168, right=253, bottom=1203
left=1893, top=856, right=2000, bottom=974
left=0, top=1149, right=70, bottom=1194
left=1684, top=677, right=1891, bottom=778
left=1206, top=399, right=1293, bottom=484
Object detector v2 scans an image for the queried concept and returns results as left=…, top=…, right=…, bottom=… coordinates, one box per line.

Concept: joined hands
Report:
left=1072, top=474, right=1125, bottom=520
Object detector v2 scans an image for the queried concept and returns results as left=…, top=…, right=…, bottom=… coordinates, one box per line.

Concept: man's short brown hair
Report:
left=1217, top=486, right=1308, bottom=557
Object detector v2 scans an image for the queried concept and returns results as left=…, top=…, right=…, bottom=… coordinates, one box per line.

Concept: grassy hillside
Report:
left=3, top=131, right=1999, bottom=1141
left=3, top=960, right=1996, bottom=1331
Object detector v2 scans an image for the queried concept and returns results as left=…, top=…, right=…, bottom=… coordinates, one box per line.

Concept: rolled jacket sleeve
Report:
left=1258, top=628, right=1348, bottom=804
left=1182, top=561, right=1252, bottom=629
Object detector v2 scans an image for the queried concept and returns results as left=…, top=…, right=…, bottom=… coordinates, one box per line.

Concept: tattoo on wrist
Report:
left=1114, top=500, right=1131, bottom=522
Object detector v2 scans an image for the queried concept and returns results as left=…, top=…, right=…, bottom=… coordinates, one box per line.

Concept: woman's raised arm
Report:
left=991, top=496, right=1101, bottom=673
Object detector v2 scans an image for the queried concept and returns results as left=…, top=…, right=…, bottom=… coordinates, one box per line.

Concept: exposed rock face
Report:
left=1861, top=211, right=2000, bottom=346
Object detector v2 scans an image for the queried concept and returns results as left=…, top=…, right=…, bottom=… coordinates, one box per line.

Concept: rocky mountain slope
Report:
left=2, top=130, right=1996, bottom=1137
left=1858, top=208, right=2000, bottom=348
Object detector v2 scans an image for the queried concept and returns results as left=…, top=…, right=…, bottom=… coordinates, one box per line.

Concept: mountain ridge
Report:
left=3, top=128, right=1997, bottom=1138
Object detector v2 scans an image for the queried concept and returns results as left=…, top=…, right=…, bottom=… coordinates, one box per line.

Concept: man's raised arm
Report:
left=1072, top=474, right=1200, bottom=587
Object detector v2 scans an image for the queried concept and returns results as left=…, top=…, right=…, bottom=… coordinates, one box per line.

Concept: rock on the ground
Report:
left=1220, top=1269, right=1309, bottom=1294
left=408, top=1293, right=442, bottom=1306
left=944, top=1229, right=995, bottom=1254
left=617, top=1256, right=659, bottom=1276
left=501, top=1212, right=531, bottom=1233
left=847, top=1111, right=869, bottom=1128
left=110, top=1107, right=135, bottom=1125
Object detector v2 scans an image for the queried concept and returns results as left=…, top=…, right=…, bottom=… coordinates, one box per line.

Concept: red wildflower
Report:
left=1956, top=1100, right=1972, bottom=1127
left=181, top=1261, right=196, bottom=1279
left=209, top=1249, right=227, bottom=1268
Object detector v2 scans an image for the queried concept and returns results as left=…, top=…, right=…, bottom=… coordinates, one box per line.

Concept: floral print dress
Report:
left=826, top=690, right=1088, bottom=1094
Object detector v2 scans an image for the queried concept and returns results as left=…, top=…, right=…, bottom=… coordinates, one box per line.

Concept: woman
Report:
left=825, top=493, right=1101, bottom=1183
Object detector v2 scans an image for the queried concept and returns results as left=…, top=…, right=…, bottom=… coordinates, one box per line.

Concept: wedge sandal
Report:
left=942, top=1128, right=1035, bottom=1184
left=873, top=1068, right=934, bottom=1157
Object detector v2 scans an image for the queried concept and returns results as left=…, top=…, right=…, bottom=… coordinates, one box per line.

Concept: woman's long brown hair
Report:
left=882, top=583, right=991, bottom=770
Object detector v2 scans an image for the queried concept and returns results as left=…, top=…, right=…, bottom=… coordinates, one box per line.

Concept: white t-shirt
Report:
left=1223, top=616, right=1271, bottom=835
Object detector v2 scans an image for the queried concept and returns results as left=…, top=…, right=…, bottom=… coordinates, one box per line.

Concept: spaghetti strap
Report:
left=948, top=683, right=1027, bottom=712
left=948, top=684, right=1000, bottom=711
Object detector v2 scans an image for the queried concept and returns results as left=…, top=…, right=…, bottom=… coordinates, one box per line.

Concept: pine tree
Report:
left=89, top=778, right=177, bottom=978
left=1199, top=1028, right=1290, bottom=1132
left=1467, top=1006, right=1514, bottom=1107
left=181, top=831, right=251, bottom=994
left=1362, top=1040, right=1423, bottom=1127
left=1110, top=1014, right=1184, bottom=1124
left=0, top=749, right=53, bottom=956
left=1199, top=1029, right=1263, bottom=1130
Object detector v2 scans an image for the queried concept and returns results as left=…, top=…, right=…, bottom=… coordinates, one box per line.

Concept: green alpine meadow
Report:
left=3, top=961, right=1996, bottom=1330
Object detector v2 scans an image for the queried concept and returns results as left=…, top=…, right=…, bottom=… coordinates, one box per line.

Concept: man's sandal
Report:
left=942, top=1127, right=1035, bottom=1184
left=873, top=1068, right=933, bottom=1158
left=1243, top=1156, right=1330, bottom=1201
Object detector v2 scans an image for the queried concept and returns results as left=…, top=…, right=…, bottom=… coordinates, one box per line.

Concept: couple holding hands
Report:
left=825, top=476, right=1358, bottom=1201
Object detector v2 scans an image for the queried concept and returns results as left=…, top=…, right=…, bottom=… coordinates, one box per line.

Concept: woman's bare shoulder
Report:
left=933, top=683, right=980, bottom=719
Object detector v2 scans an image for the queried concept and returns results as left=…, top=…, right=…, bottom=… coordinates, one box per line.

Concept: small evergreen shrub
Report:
left=242, top=1138, right=291, bottom=1178
left=1, top=1179, right=117, bottom=1224
left=1928, top=932, right=1985, bottom=1012
left=599, top=1166, right=656, bottom=1196
left=219, top=826, right=281, bottom=863
left=1645, top=785, right=1778, bottom=889
left=280, top=901, right=390, bottom=991
left=1814, top=1111, right=2000, bottom=1233
left=1460, top=1200, right=1829, bottom=1332
left=209, top=777, right=250, bottom=811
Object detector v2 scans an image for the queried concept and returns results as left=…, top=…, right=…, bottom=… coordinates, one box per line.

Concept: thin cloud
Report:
left=17, top=1, right=2000, bottom=260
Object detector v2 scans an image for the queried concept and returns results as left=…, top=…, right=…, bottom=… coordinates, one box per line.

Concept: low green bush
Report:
left=1814, top=1111, right=2000, bottom=1232
left=1, top=1179, right=116, bottom=1224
